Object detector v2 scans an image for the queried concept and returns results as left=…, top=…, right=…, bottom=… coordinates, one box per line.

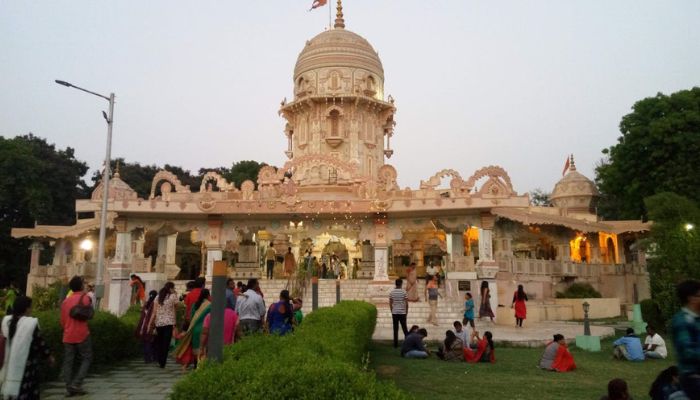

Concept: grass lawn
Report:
left=371, top=337, right=676, bottom=400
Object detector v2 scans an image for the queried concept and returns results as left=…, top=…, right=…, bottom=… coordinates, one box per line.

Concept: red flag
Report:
left=562, top=156, right=570, bottom=176
left=309, top=0, right=327, bottom=10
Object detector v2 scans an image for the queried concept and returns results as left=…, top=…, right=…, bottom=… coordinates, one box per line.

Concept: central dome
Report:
left=294, top=28, right=384, bottom=82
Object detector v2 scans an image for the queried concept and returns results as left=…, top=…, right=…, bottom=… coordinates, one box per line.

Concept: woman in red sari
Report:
left=463, top=330, right=495, bottom=363
left=511, top=285, right=528, bottom=328
left=539, top=334, right=576, bottom=372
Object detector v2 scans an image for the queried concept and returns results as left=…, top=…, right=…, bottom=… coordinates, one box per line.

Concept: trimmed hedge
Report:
left=555, top=283, right=602, bottom=299
left=36, top=309, right=141, bottom=380
left=171, top=301, right=408, bottom=400
left=640, top=299, right=667, bottom=332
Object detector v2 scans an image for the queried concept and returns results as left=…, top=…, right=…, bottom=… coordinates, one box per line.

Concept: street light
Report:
left=55, top=79, right=115, bottom=309
left=686, top=223, right=695, bottom=232
left=582, top=301, right=591, bottom=336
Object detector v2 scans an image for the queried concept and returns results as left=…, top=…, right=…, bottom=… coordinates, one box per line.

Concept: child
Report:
left=463, top=292, right=475, bottom=329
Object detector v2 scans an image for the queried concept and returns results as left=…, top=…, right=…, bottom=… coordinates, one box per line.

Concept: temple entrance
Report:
left=321, top=238, right=349, bottom=279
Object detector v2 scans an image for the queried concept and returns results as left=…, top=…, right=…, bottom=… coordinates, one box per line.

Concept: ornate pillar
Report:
left=205, top=218, right=223, bottom=284
left=107, top=218, right=132, bottom=316
left=368, top=214, right=393, bottom=303
left=446, top=231, right=467, bottom=272
left=29, top=241, right=43, bottom=274
left=476, top=212, right=499, bottom=321
left=157, top=233, right=179, bottom=279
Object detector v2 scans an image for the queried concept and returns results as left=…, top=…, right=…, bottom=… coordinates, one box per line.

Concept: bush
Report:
left=640, top=299, right=667, bottom=332
left=556, top=283, right=602, bottom=299
left=32, top=282, right=64, bottom=312
left=36, top=309, right=141, bottom=380
left=171, top=301, right=407, bottom=400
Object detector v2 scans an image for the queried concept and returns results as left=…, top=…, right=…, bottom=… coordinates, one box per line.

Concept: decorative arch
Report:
left=465, top=166, right=516, bottom=195
left=149, top=170, right=191, bottom=199
left=199, top=171, right=236, bottom=193
left=377, top=164, right=399, bottom=192
left=419, top=169, right=467, bottom=190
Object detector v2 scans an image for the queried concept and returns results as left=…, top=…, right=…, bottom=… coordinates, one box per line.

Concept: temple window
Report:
left=569, top=233, right=591, bottom=263
left=329, top=110, right=340, bottom=137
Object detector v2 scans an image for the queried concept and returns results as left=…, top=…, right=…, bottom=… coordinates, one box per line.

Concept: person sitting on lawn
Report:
left=453, top=321, right=469, bottom=348
left=613, top=328, right=644, bottom=362
left=437, top=330, right=464, bottom=361
left=600, top=378, right=633, bottom=400
left=649, top=366, right=687, bottom=400
left=463, top=330, right=495, bottom=363
left=643, top=325, right=668, bottom=360
left=539, top=334, right=576, bottom=372
left=400, top=328, right=429, bottom=359
left=408, top=325, right=420, bottom=334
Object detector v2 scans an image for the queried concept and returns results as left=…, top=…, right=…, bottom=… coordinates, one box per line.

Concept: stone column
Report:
left=157, top=233, right=179, bottom=279
left=205, top=218, right=224, bottom=284
left=368, top=215, right=393, bottom=303
left=476, top=212, right=499, bottom=321
left=29, top=241, right=43, bottom=274
left=446, top=231, right=467, bottom=272
left=107, top=219, right=132, bottom=316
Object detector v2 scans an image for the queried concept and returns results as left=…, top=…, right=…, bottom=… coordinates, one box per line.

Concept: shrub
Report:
left=36, top=309, right=141, bottom=380
left=556, top=283, right=602, bottom=299
left=32, top=282, right=64, bottom=312
left=171, top=301, right=407, bottom=400
left=640, top=299, right=667, bottom=332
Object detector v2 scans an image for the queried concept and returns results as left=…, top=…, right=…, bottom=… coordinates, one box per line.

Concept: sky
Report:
left=1, top=1, right=699, bottom=194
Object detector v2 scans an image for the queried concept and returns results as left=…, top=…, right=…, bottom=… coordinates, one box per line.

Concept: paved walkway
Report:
left=42, top=359, right=183, bottom=400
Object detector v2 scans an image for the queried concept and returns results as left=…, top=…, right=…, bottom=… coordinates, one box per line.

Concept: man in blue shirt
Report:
left=612, top=328, right=644, bottom=361
left=225, top=278, right=236, bottom=310
left=672, top=280, right=700, bottom=399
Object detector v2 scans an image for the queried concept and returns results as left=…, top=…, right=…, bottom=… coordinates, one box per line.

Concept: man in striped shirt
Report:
left=390, top=278, right=409, bottom=348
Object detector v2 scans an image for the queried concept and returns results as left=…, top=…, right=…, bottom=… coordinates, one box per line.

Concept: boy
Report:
left=463, top=292, right=475, bottom=329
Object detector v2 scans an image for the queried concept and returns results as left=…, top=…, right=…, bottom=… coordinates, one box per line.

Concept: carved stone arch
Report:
left=199, top=171, right=236, bottom=193
left=377, top=164, right=399, bottom=192
left=150, top=170, right=191, bottom=200
left=465, top=165, right=515, bottom=195
left=323, top=105, right=344, bottom=117
left=419, top=169, right=466, bottom=190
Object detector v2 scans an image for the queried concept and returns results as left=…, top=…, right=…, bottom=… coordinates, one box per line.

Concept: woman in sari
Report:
left=463, top=330, right=495, bottom=363
left=405, top=263, right=420, bottom=302
left=267, top=290, right=294, bottom=336
left=437, top=330, right=464, bottom=361
left=135, top=290, right=158, bottom=363
left=0, top=296, right=54, bottom=399
left=129, top=274, right=146, bottom=306
left=174, top=288, right=211, bottom=370
left=539, top=334, right=576, bottom=372
left=479, top=281, right=495, bottom=322
left=512, top=284, right=528, bottom=328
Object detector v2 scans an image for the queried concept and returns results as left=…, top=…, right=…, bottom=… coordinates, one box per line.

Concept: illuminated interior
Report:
left=569, top=233, right=591, bottom=263
left=598, top=232, right=619, bottom=264
left=463, top=227, right=480, bottom=256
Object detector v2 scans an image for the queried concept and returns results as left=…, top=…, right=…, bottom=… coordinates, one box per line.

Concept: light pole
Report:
left=55, top=79, right=115, bottom=309
left=582, top=301, right=591, bottom=336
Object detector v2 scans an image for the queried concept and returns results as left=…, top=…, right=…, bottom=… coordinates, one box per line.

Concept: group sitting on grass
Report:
left=400, top=322, right=495, bottom=363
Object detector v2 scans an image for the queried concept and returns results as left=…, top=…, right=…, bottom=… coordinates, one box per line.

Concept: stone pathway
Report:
left=42, top=359, right=183, bottom=400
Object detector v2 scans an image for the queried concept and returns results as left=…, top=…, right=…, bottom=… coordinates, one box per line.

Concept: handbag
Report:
left=69, top=293, right=95, bottom=321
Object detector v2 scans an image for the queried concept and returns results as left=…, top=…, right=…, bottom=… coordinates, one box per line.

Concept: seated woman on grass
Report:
left=463, top=330, right=495, bottom=363
left=539, top=334, right=576, bottom=372
left=437, top=330, right=464, bottom=361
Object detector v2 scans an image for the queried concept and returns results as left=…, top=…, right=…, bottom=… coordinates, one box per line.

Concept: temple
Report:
left=12, top=2, right=650, bottom=319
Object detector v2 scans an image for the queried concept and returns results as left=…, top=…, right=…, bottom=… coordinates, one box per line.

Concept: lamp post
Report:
left=582, top=301, right=591, bottom=336
left=55, top=80, right=115, bottom=309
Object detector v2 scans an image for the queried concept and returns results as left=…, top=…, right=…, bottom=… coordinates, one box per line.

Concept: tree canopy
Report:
left=0, top=134, right=89, bottom=288
left=529, top=188, right=552, bottom=207
left=595, top=87, right=700, bottom=220
left=224, top=160, right=267, bottom=188
left=644, top=192, right=700, bottom=321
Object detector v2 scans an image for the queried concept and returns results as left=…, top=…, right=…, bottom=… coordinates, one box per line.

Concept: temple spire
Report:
left=334, top=0, right=345, bottom=29
left=569, top=154, right=576, bottom=171
left=114, top=160, right=121, bottom=178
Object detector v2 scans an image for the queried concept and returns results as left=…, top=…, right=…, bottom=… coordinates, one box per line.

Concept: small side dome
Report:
left=91, top=166, right=138, bottom=201
left=550, top=156, right=599, bottom=213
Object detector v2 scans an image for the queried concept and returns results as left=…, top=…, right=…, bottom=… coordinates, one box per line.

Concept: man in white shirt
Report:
left=643, top=325, right=668, bottom=359
left=236, top=278, right=266, bottom=334
left=453, top=320, right=470, bottom=348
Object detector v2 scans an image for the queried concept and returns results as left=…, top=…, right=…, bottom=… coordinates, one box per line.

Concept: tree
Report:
left=224, top=160, right=267, bottom=188
left=529, top=188, right=552, bottom=206
left=0, top=134, right=89, bottom=289
left=644, top=192, right=700, bottom=322
left=595, top=87, right=700, bottom=220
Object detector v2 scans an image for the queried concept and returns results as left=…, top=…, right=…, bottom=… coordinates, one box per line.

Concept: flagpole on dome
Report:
left=329, top=0, right=332, bottom=29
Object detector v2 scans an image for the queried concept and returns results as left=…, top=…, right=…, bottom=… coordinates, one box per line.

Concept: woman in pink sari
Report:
left=405, top=263, right=419, bottom=302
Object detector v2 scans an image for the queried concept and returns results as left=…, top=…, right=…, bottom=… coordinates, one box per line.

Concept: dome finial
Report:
left=334, top=0, right=345, bottom=29
left=569, top=154, right=576, bottom=171
left=114, top=159, right=121, bottom=178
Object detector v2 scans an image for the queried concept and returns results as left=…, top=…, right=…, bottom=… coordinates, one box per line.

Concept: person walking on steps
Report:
left=389, top=279, right=409, bottom=348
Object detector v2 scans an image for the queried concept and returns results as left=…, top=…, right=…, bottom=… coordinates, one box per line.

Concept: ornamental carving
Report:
left=464, top=166, right=515, bottom=195
left=199, top=172, right=236, bottom=193
left=420, top=169, right=468, bottom=191
left=150, top=170, right=191, bottom=200
left=377, top=164, right=399, bottom=192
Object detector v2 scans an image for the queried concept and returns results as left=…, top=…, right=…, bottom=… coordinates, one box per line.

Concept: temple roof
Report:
left=491, top=208, right=650, bottom=234
left=11, top=216, right=113, bottom=240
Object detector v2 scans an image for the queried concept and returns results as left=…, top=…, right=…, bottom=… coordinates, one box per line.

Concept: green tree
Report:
left=224, top=160, right=267, bottom=188
left=595, top=87, right=700, bottom=220
left=529, top=188, right=552, bottom=206
left=644, top=192, right=700, bottom=322
left=0, top=134, right=89, bottom=289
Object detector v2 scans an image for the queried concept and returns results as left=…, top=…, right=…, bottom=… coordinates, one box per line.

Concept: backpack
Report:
left=69, top=293, right=94, bottom=321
